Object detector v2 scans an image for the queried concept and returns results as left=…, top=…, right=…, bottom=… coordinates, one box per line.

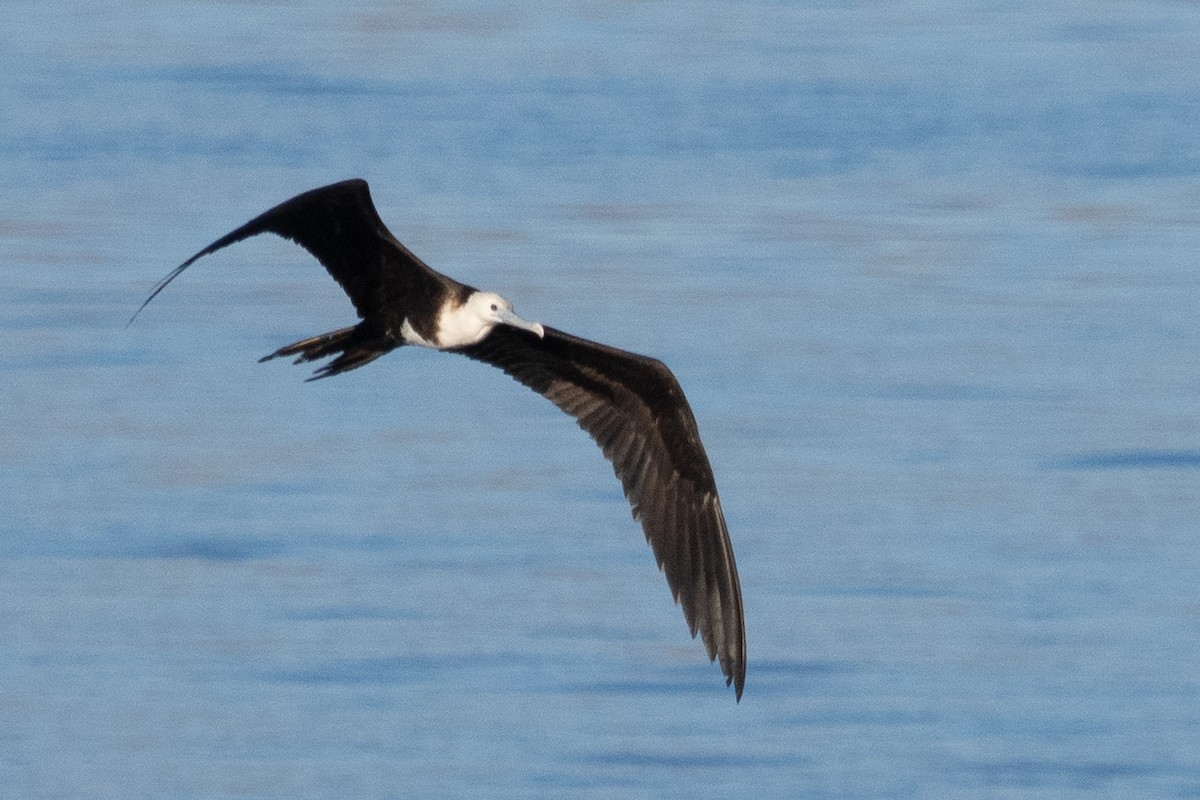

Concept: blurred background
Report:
left=2, top=2, right=1198, bottom=798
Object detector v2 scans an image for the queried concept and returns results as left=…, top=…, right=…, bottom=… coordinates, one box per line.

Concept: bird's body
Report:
left=135, top=179, right=746, bottom=699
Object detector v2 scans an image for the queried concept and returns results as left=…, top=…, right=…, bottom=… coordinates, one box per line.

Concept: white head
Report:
left=439, top=290, right=545, bottom=348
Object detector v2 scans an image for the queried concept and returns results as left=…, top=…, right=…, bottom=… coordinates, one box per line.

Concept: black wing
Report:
left=457, top=325, right=746, bottom=699
left=131, top=179, right=446, bottom=325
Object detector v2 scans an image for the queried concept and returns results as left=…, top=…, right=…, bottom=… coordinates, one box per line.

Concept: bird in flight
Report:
left=134, top=179, right=746, bottom=699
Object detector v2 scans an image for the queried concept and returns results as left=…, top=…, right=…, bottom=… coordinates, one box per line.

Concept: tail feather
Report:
left=260, top=324, right=396, bottom=380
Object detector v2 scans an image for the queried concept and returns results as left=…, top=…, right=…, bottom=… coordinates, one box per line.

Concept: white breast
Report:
left=432, top=304, right=494, bottom=349
left=400, top=307, right=494, bottom=350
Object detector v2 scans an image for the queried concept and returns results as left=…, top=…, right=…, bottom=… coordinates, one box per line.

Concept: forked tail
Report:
left=260, top=323, right=397, bottom=381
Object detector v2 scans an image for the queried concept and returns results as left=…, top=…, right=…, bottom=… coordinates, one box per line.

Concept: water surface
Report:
left=3, top=3, right=1200, bottom=798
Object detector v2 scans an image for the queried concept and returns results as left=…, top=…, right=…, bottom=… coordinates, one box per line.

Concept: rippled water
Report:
left=3, top=3, right=1200, bottom=798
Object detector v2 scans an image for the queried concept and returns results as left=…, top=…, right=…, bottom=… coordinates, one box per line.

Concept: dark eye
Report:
left=490, top=304, right=498, bottom=311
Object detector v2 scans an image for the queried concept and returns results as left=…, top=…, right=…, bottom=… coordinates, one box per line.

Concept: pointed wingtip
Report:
left=127, top=251, right=209, bottom=327
left=126, top=288, right=160, bottom=328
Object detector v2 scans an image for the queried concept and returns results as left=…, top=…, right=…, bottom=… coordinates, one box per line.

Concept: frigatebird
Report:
left=134, top=179, right=746, bottom=699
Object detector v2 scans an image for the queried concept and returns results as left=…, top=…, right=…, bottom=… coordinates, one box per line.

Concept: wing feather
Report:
left=456, top=325, right=746, bottom=699
left=131, top=179, right=445, bottom=327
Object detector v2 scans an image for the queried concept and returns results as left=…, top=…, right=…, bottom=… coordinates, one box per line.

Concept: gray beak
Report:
left=497, top=308, right=545, bottom=339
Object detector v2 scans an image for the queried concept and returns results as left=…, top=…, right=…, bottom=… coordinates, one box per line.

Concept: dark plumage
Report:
left=135, top=179, right=746, bottom=699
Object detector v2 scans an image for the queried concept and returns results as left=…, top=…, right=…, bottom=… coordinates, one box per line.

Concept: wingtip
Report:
left=129, top=252, right=208, bottom=326
left=125, top=289, right=160, bottom=328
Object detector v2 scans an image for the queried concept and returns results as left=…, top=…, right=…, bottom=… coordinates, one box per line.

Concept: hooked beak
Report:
left=497, top=308, right=545, bottom=339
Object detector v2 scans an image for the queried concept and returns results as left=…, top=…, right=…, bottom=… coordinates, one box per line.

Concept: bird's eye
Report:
left=490, top=303, right=498, bottom=311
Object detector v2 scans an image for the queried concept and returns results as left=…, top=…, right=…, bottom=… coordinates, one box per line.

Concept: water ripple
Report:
left=1045, top=449, right=1200, bottom=470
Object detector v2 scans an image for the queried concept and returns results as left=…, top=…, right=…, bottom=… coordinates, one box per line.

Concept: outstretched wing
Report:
left=456, top=325, right=746, bottom=699
left=131, top=179, right=444, bottom=324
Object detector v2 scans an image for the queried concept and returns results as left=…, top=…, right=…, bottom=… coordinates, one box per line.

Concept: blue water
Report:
left=3, top=2, right=1200, bottom=798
